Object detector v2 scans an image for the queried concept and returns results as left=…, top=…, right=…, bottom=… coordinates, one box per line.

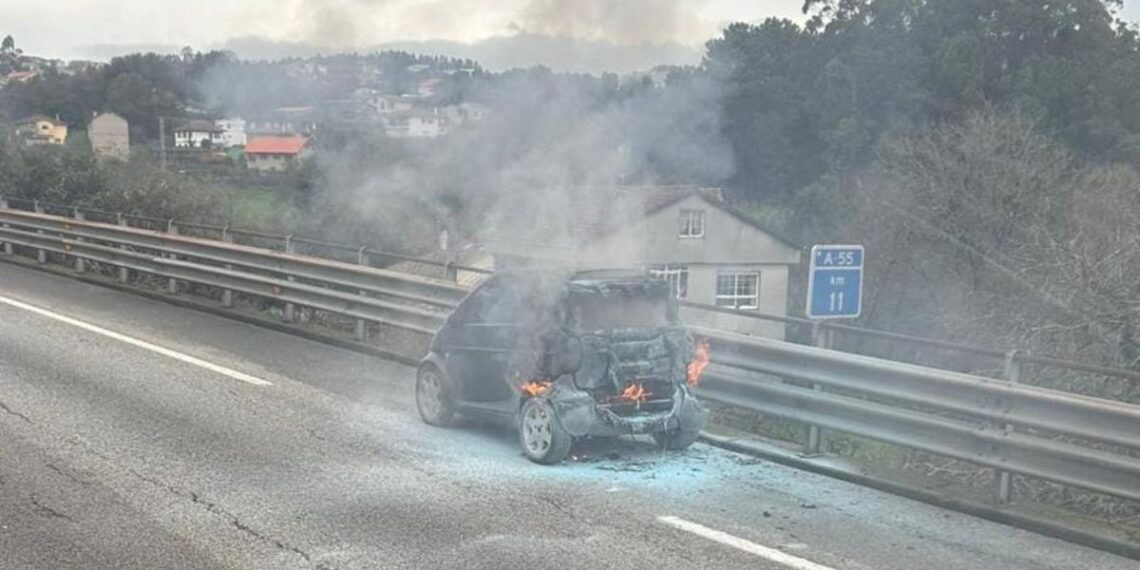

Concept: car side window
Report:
left=450, top=279, right=502, bottom=324
left=483, top=278, right=524, bottom=324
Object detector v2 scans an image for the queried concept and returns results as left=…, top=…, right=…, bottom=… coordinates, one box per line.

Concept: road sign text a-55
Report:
left=807, top=245, right=864, bottom=320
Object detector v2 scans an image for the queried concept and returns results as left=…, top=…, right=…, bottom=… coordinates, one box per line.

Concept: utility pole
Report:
left=158, top=116, right=167, bottom=171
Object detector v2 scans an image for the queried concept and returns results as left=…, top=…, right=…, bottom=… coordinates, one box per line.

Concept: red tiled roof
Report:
left=245, top=135, right=308, bottom=155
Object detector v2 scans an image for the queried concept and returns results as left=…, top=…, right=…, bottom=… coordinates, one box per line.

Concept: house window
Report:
left=716, top=272, right=760, bottom=309
left=680, top=210, right=705, bottom=238
left=650, top=264, right=689, bottom=299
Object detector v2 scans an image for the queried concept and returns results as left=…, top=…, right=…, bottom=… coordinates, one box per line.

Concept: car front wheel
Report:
left=416, top=364, right=457, bottom=427
left=519, top=398, right=572, bottom=465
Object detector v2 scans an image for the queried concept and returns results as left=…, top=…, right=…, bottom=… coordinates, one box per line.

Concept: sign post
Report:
left=802, top=245, right=863, bottom=457
left=806, top=245, right=864, bottom=320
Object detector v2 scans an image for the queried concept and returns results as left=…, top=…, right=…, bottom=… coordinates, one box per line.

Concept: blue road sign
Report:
left=807, top=245, right=864, bottom=319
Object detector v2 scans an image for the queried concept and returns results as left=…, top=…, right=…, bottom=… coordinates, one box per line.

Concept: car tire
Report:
left=519, top=398, right=572, bottom=465
left=415, top=364, right=457, bottom=427
left=652, top=428, right=701, bottom=450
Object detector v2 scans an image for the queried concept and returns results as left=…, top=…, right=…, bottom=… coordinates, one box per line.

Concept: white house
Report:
left=382, top=111, right=448, bottom=138
left=246, top=107, right=318, bottom=136
left=441, top=102, right=488, bottom=125
left=215, top=118, right=247, bottom=148
left=367, top=93, right=415, bottom=116
left=173, top=119, right=223, bottom=148
left=482, top=186, right=801, bottom=338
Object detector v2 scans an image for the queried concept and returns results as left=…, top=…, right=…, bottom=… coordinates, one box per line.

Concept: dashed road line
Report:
left=658, top=515, right=836, bottom=570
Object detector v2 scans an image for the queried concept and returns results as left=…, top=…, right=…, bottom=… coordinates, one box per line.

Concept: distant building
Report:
left=215, top=118, right=247, bottom=148
left=89, top=112, right=130, bottom=161
left=244, top=135, right=310, bottom=172
left=356, top=92, right=415, bottom=117
left=381, top=111, right=448, bottom=138
left=482, top=186, right=802, bottom=339
left=441, top=102, right=488, bottom=125
left=172, top=119, right=223, bottom=148
left=13, top=115, right=67, bottom=146
left=246, top=107, right=318, bottom=136
left=4, top=70, right=38, bottom=84
left=417, top=77, right=443, bottom=97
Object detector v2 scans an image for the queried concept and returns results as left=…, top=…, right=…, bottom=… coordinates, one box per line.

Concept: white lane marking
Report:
left=0, top=294, right=272, bottom=386
left=658, top=515, right=836, bottom=570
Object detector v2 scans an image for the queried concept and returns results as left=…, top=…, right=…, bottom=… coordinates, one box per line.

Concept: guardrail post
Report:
left=355, top=245, right=369, bottom=341
left=220, top=225, right=234, bottom=308
left=116, top=213, right=129, bottom=283
left=803, top=322, right=831, bottom=456
left=0, top=196, right=11, bottom=256
left=283, top=235, right=295, bottom=323
left=995, top=350, right=1021, bottom=505
left=33, top=201, right=47, bottom=264
left=166, top=219, right=179, bottom=294
left=73, top=208, right=86, bottom=273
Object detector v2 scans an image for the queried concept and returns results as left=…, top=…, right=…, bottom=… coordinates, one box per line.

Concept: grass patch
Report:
left=224, top=187, right=290, bottom=229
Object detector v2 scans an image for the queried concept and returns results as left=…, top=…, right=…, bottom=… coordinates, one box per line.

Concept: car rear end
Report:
left=549, top=273, right=708, bottom=439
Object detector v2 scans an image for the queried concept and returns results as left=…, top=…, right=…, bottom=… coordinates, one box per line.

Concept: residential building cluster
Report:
left=4, top=57, right=488, bottom=173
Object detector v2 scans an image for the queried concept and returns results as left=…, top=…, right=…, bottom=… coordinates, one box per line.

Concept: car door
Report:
left=439, top=276, right=520, bottom=403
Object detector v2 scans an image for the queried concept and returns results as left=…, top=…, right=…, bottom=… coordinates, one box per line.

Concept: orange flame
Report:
left=687, top=339, right=710, bottom=386
left=619, top=382, right=651, bottom=403
left=521, top=380, right=552, bottom=396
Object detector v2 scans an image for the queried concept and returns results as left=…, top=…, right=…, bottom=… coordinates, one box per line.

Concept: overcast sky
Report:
left=0, top=0, right=804, bottom=60
left=1, top=0, right=1138, bottom=62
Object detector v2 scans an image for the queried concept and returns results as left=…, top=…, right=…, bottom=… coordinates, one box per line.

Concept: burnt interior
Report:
left=563, top=279, right=689, bottom=416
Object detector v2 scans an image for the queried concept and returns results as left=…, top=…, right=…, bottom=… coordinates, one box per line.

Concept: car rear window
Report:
left=570, top=292, right=670, bottom=330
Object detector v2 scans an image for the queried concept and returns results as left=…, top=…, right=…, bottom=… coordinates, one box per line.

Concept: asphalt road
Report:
left=0, top=262, right=1135, bottom=570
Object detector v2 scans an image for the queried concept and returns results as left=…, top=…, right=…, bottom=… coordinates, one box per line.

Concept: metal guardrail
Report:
left=692, top=328, right=1140, bottom=503
left=681, top=300, right=1140, bottom=384
left=1, top=197, right=496, bottom=277
left=0, top=204, right=460, bottom=336
left=2, top=203, right=1139, bottom=508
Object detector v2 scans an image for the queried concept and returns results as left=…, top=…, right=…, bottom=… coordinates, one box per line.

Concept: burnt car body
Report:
left=415, top=268, right=709, bottom=464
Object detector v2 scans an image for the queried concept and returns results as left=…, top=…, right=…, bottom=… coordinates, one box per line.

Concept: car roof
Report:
left=489, top=267, right=668, bottom=297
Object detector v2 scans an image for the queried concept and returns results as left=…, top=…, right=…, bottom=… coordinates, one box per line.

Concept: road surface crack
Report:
left=124, top=468, right=324, bottom=567
left=186, top=490, right=315, bottom=563
left=30, top=493, right=72, bottom=520
left=46, top=463, right=91, bottom=486
left=0, top=400, right=32, bottom=423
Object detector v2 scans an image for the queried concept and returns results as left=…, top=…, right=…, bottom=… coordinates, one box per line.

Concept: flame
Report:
left=619, top=382, right=651, bottom=403
left=687, top=338, right=710, bottom=386
left=521, top=380, right=552, bottom=396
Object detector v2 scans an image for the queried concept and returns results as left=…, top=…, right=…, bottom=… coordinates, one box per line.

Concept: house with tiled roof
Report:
left=13, top=114, right=67, bottom=146
left=244, top=135, right=310, bottom=172
left=482, top=186, right=801, bottom=337
left=4, top=70, right=38, bottom=84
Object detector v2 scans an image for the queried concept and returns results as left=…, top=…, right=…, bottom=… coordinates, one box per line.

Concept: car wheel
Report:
left=519, top=398, right=572, bottom=465
left=652, top=428, right=701, bottom=450
left=416, top=364, right=457, bottom=427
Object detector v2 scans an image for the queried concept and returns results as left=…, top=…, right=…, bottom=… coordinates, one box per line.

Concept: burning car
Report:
left=415, top=269, right=710, bottom=464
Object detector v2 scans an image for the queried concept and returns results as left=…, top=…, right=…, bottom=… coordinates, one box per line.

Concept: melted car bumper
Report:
left=551, top=384, right=708, bottom=437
